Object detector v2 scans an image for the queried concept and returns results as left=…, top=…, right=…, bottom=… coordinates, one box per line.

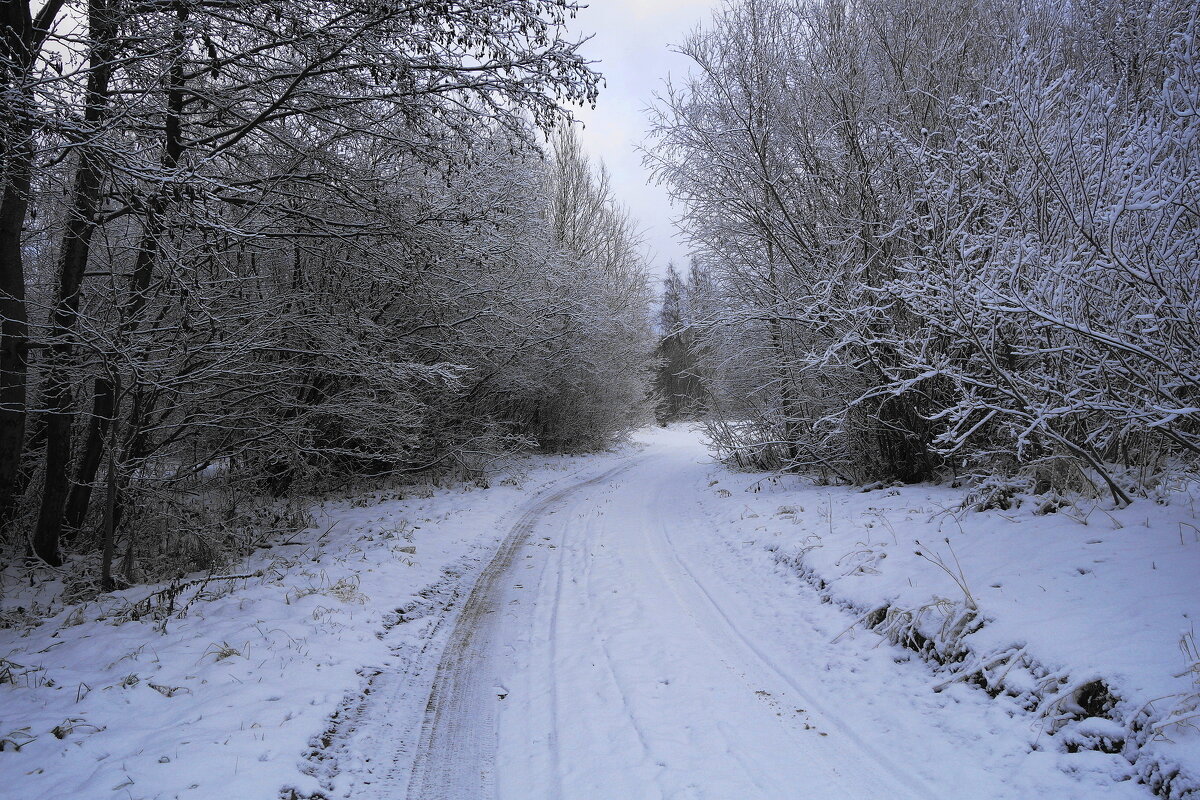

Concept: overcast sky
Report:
left=565, top=0, right=721, bottom=280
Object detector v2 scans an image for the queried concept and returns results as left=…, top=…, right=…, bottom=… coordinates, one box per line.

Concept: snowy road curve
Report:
left=346, top=430, right=1152, bottom=799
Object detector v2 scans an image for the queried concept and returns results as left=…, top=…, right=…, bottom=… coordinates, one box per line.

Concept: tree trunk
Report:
left=0, top=144, right=31, bottom=532
left=64, top=377, right=115, bottom=533
left=99, top=442, right=117, bottom=591
left=765, top=244, right=800, bottom=470
left=0, top=0, right=68, bottom=534
left=0, top=1, right=38, bottom=531
left=31, top=0, right=120, bottom=565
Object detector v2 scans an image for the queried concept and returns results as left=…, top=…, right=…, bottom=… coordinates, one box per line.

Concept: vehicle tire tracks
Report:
left=405, top=458, right=641, bottom=800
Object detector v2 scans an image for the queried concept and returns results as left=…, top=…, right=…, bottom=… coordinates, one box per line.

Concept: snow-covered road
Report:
left=4, top=428, right=1183, bottom=799
left=364, top=429, right=1155, bottom=799
left=489, top=450, right=932, bottom=799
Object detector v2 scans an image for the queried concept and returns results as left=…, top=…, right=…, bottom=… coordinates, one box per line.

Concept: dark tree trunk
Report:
left=0, top=144, right=31, bottom=531
left=0, top=0, right=66, bottom=531
left=31, top=0, right=120, bottom=565
left=63, top=377, right=115, bottom=533
left=99, top=435, right=118, bottom=591
left=765, top=245, right=801, bottom=470
left=78, top=1, right=187, bottom=567
left=108, top=386, right=153, bottom=540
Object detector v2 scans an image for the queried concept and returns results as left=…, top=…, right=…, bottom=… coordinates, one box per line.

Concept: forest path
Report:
left=479, top=438, right=933, bottom=800
left=347, top=429, right=1141, bottom=799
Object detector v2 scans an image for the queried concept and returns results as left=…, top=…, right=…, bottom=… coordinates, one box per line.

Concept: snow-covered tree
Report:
left=1, top=0, right=658, bottom=582
left=649, top=0, right=1199, bottom=500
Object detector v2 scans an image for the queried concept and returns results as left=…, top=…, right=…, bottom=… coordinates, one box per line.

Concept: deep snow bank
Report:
left=666, top=423, right=1200, bottom=798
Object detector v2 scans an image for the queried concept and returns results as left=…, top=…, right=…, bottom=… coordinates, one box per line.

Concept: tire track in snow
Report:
left=578, top=474, right=810, bottom=797
left=404, top=458, right=641, bottom=800
left=644, top=479, right=938, bottom=800
left=543, top=500, right=577, bottom=799
left=575, top=502, right=659, bottom=786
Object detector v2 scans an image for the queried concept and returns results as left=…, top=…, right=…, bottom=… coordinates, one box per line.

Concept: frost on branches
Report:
left=647, top=0, right=1199, bottom=504
left=0, top=0, right=651, bottom=585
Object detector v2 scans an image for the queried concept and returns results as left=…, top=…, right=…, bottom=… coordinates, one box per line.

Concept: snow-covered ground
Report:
left=2, top=426, right=1197, bottom=798
left=0, top=449, right=631, bottom=799
left=672, top=427, right=1200, bottom=798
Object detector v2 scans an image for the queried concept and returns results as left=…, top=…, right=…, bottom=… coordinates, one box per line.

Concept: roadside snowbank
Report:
left=0, top=449, right=627, bottom=800
left=681, top=425, right=1200, bottom=797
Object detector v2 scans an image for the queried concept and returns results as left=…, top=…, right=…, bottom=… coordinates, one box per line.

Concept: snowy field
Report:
left=1, top=426, right=1197, bottom=799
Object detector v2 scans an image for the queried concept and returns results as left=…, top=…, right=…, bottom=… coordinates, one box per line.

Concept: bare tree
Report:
left=649, top=0, right=1198, bottom=500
